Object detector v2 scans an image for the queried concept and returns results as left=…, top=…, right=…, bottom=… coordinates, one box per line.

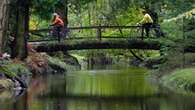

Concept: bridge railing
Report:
left=29, top=25, right=145, bottom=42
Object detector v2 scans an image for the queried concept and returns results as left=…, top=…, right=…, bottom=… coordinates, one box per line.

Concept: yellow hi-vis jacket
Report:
left=140, top=13, right=153, bottom=24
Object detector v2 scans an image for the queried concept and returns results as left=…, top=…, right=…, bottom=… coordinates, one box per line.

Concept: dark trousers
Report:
left=143, top=23, right=152, bottom=37
left=53, top=25, right=63, bottom=42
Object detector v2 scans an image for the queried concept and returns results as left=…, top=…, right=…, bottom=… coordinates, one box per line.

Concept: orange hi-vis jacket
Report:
left=52, top=15, right=64, bottom=27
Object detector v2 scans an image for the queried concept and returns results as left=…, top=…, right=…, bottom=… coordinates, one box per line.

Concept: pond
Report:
left=0, top=67, right=195, bottom=110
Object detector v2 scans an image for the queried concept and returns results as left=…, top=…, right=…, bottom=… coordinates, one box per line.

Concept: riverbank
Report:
left=160, top=68, right=195, bottom=94
left=0, top=52, right=80, bottom=90
left=152, top=51, right=195, bottom=94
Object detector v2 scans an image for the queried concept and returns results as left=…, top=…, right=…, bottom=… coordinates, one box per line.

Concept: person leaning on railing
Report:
left=137, top=10, right=154, bottom=37
left=50, top=13, right=64, bottom=41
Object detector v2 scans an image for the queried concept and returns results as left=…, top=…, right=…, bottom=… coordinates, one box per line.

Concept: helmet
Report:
left=53, top=13, right=58, bottom=16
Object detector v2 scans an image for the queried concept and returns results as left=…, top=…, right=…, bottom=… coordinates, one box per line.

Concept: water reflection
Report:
left=65, top=69, right=157, bottom=97
left=1, top=68, right=195, bottom=110
left=3, top=94, right=195, bottom=110
left=0, top=90, right=14, bottom=100
left=0, top=90, right=27, bottom=110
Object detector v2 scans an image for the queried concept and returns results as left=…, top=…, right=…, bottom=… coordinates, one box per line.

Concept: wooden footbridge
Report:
left=29, top=25, right=162, bottom=52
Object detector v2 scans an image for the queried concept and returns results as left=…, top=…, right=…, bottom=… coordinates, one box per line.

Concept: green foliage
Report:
left=161, top=21, right=183, bottom=39
left=30, top=15, right=50, bottom=29
left=0, top=64, right=31, bottom=78
left=161, top=68, right=195, bottom=94
left=184, top=53, right=195, bottom=65
left=31, top=0, right=57, bottom=20
left=4, top=64, right=32, bottom=76
left=0, top=66, right=16, bottom=78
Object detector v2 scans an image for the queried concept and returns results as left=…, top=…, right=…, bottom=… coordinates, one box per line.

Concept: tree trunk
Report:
left=0, top=0, right=10, bottom=53
left=56, top=0, right=68, bottom=28
left=13, top=0, right=29, bottom=59
left=63, top=0, right=68, bottom=28
left=88, top=4, right=91, bottom=26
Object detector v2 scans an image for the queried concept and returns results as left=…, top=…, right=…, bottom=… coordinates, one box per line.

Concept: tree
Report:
left=12, top=0, right=29, bottom=59
left=0, top=0, right=10, bottom=53
left=55, top=0, right=69, bottom=27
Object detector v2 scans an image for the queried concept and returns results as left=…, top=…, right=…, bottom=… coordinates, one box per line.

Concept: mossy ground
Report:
left=0, top=62, right=32, bottom=90
left=0, top=79, right=14, bottom=90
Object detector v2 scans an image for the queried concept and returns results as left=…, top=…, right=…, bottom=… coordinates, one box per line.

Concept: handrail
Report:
left=29, top=25, right=142, bottom=33
left=29, top=25, right=144, bottom=42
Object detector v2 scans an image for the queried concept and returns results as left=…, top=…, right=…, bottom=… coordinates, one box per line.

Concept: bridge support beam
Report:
left=32, top=39, right=161, bottom=52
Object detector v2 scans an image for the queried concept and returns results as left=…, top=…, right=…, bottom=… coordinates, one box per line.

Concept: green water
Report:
left=1, top=67, right=195, bottom=110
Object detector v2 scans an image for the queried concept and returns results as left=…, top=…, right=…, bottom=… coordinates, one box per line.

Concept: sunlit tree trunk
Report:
left=13, top=0, right=29, bottom=59
left=0, top=0, right=10, bottom=53
left=88, top=4, right=91, bottom=26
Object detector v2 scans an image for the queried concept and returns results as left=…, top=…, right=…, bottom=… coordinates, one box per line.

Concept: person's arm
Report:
left=51, top=17, right=59, bottom=26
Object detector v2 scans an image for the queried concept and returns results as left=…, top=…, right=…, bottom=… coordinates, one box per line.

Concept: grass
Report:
left=161, top=68, right=195, bottom=94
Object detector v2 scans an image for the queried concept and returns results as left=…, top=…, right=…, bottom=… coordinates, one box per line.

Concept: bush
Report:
left=161, top=68, right=195, bottom=94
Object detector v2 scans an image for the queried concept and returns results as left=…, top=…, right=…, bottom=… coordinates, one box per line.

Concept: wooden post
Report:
left=97, top=26, right=102, bottom=41
left=141, top=26, right=144, bottom=40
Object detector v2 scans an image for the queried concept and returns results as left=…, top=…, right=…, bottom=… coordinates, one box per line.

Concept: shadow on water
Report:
left=1, top=67, right=195, bottom=110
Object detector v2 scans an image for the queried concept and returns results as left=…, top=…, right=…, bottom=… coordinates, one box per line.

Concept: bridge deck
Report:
left=30, top=39, right=161, bottom=52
